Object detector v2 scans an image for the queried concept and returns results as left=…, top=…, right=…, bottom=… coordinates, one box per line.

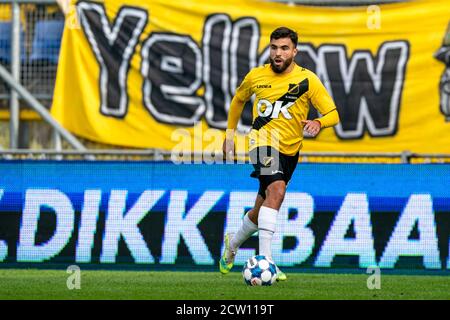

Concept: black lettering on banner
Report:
left=203, top=14, right=260, bottom=130
left=77, top=1, right=148, bottom=118
left=296, top=43, right=318, bottom=74
left=257, top=45, right=269, bottom=66
left=229, top=18, right=260, bottom=131
left=322, top=41, right=409, bottom=139
left=203, top=14, right=232, bottom=128
left=141, top=33, right=204, bottom=125
left=434, top=43, right=450, bottom=119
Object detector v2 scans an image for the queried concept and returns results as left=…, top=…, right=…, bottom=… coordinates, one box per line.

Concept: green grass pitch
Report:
left=0, top=269, right=449, bottom=300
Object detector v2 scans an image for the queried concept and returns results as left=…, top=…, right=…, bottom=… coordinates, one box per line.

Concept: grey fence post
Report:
left=9, top=1, right=20, bottom=148
left=0, top=63, right=87, bottom=151
left=53, top=130, right=63, bottom=160
left=401, top=151, right=412, bottom=164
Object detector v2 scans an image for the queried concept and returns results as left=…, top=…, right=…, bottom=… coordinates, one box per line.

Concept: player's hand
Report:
left=301, top=120, right=321, bottom=137
left=222, top=138, right=235, bottom=160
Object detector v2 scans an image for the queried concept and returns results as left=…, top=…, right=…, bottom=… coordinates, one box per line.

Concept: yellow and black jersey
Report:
left=233, top=63, right=338, bottom=156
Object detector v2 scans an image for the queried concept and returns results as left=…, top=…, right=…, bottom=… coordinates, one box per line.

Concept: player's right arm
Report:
left=223, top=95, right=247, bottom=158
left=223, top=70, right=254, bottom=159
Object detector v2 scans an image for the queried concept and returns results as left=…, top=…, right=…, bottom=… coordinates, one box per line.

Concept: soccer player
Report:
left=219, top=27, right=340, bottom=280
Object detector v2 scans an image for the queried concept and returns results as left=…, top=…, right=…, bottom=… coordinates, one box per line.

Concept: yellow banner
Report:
left=51, top=0, right=450, bottom=153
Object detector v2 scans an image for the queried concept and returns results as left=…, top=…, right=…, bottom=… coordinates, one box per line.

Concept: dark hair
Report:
left=270, top=27, right=298, bottom=47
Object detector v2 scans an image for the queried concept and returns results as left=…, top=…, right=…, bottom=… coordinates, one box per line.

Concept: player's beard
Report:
left=270, top=56, right=293, bottom=73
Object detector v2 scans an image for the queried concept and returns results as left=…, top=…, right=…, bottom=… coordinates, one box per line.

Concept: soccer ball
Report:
left=242, top=255, right=277, bottom=286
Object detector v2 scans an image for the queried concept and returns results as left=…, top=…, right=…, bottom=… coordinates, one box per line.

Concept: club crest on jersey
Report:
left=288, top=83, right=300, bottom=94
left=257, top=99, right=294, bottom=119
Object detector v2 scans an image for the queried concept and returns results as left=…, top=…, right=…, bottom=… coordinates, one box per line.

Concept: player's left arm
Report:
left=303, top=73, right=340, bottom=137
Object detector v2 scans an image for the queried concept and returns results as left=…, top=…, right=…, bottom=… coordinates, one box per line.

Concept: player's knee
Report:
left=266, top=181, right=286, bottom=204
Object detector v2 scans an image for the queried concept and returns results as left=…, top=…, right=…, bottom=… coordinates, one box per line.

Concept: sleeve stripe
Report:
left=321, top=108, right=337, bottom=116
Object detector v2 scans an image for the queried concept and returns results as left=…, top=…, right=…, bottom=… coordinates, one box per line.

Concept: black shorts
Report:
left=249, top=146, right=299, bottom=199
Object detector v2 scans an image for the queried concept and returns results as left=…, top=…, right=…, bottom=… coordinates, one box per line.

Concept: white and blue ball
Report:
left=242, top=255, right=277, bottom=286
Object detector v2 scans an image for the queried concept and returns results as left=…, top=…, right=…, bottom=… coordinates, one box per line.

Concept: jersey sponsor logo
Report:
left=253, top=79, right=309, bottom=130
left=256, top=84, right=272, bottom=88
left=257, top=100, right=294, bottom=119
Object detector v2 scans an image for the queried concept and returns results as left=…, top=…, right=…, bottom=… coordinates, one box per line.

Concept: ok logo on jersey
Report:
left=257, top=99, right=294, bottom=119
